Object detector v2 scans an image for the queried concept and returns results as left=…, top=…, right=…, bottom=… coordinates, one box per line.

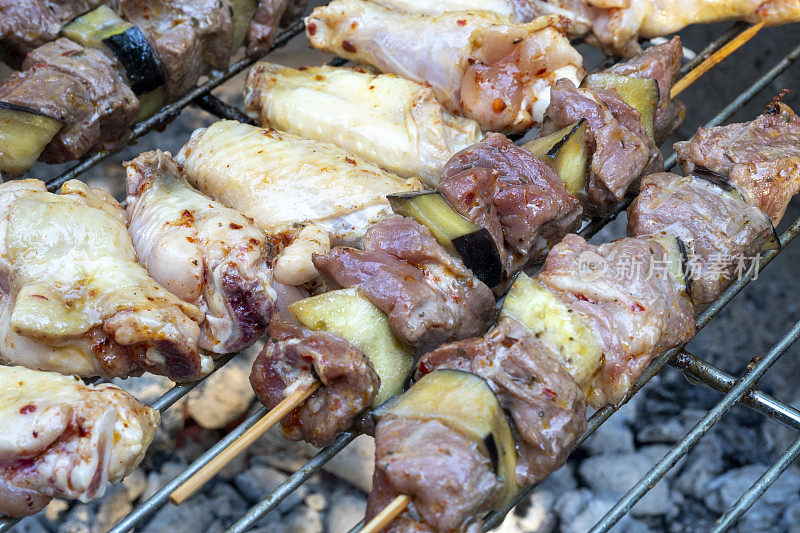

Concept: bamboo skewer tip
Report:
left=168, top=380, right=321, bottom=506
left=361, top=495, right=412, bottom=533
left=671, top=21, right=766, bottom=99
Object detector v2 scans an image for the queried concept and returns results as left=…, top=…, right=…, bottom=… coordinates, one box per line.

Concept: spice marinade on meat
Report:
left=0, top=0, right=307, bottom=175
left=365, top=99, right=800, bottom=531
left=242, top=37, right=686, bottom=452
left=0, top=365, right=159, bottom=518
left=125, top=150, right=277, bottom=354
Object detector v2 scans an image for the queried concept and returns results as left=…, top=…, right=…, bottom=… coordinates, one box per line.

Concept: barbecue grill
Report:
left=1, top=5, right=800, bottom=532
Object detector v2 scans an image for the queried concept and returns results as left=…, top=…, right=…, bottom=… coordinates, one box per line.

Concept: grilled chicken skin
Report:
left=0, top=179, right=210, bottom=381
left=125, top=150, right=277, bottom=354
left=522, top=0, right=800, bottom=56
left=0, top=365, right=158, bottom=517
left=244, top=62, right=483, bottom=186
left=175, top=120, right=423, bottom=286
left=305, top=0, right=584, bottom=133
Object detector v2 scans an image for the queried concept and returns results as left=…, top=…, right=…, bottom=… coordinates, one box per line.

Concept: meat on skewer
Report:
left=0, top=179, right=211, bottom=381
left=125, top=150, right=277, bottom=354
left=313, top=215, right=498, bottom=356
left=244, top=62, right=483, bottom=186
left=629, top=97, right=800, bottom=306
left=0, top=0, right=106, bottom=61
left=0, top=0, right=306, bottom=175
left=0, top=365, right=159, bottom=517
left=523, top=0, right=800, bottom=56
left=533, top=37, right=683, bottom=215
left=174, top=120, right=423, bottom=286
left=364, top=97, right=800, bottom=532
left=305, top=1, right=585, bottom=133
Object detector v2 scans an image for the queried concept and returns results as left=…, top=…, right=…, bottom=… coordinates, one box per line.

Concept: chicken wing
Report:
left=244, top=62, right=483, bottom=186
left=305, top=0, right=584, bottom=133
left=175, top=120, right=423, bottom=285
left=523, top=0, right=800, bottom=55
left=0, top=365, right=158, bottom=517
left=125, top=150, right=277, bottom=354
left=0, top=179, right=210, bottom=381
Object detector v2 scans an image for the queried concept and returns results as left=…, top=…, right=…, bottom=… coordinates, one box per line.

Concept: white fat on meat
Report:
left=0, top=365, right=158, bottom=517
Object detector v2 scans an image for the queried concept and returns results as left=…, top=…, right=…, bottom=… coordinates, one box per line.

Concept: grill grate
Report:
left=0, top=9, right=799, bottom=533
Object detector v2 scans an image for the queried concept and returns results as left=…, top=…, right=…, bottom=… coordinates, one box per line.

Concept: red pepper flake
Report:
left=631, top=302, right=645, bottom=312
left=492, top=98, right=507, bottom=113
left=542, top=388, right=557, bottom=400
left=229, top=222, right=243, bottom=230
left=344, top=157, right=357, bottom=165
left=457, top=19, right=466, bottom=26
left=19, top=404, right=36, bottom=415
left=342, top=40, right=357, bottom=53
left=307, top=22, right=317, bottom=35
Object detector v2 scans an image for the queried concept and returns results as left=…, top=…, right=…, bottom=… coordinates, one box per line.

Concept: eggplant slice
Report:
left=388, top=191, right=503, bottom=287
left=0, top=103, right=63, bottom=176
left=290, top=287, right=414, bottom=405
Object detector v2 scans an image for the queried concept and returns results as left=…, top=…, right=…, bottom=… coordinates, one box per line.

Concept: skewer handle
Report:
left=169, top=381, right=321, bottom=505
left=361, top=495, right=411, bottom=533
left=671, top=21, right=765, bottom=98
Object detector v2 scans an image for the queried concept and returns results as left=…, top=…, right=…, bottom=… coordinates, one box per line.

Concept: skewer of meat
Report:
left=0, top=365, right=159, bottom=517
left=521, top=0, right=798, bottom=57
left=0, top=178, right=212, bottom=382
left=0, top=0, right=307, bottom=176
left=169, top=35, right=746, bottom=503
left=305, top=2, right=585, bottom=134
left=363, top=97, right=800, bottom=532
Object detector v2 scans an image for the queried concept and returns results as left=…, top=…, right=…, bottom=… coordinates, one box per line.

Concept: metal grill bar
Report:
left=670, top=351, right=800, bottom=433
left=713, top=435, right=800, bottom=531
left=108, top=405, right=270, bottom=533
left=1, top=15, right=798, bottom=533
left=589, top=318, right=800, bottom=532
left=44, top=19, right=306, bottom=192
left=482, top=201, right=800, bottom=530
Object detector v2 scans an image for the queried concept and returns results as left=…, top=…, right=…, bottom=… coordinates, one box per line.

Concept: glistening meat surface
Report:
left=313, top=216, right=497, bottom=355
left=0, top=38, right=139, bottom=163
left=537, top=234, right=695, bottom=407
left=541, top=78, right=661, bottom=214
left=250, top=321, right=379, bottom=447
left=439, top=133, right=582, bottom=277
left=305, top=0, right=584, bottom=133
left=628, top=172, right=773, bottom=307
left=0, top=365, right=158, bottom=517
left=366, top=417, right=500, bottom=533
left=0, top=179, right=210, bottom=382
left=418, top=317, right=587, bottom=486
left=675, top=99, right=800, bottom=225
left=125, top=150, right=276, bottom=353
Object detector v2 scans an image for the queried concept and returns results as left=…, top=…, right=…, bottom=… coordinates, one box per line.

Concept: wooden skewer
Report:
left=671, top=21, right=766, bottom=98
left=169, top=381, right=321, bottom=505
left=172, top=20, right=764, bottom=511
left=361, top=495, right=412, bottom=533
left=361, top=24, right=770, bottom=530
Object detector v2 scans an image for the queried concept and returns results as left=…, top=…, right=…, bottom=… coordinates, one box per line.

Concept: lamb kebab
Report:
left=305, top=2, right=585, bottom=134
left=0, top=365, right=159, bottom=518
left=629, top=95, right=800, bottom=306
left=0, top=0, right=307, bottom=176
left=363, top=98, right=800, bottom=532
left=0, top=179, right=211, bottom=382
left=237, top=38, right=685, bottom=448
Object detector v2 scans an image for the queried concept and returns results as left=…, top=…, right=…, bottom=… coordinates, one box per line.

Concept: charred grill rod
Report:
left=589, top=318, right=800, bottom=532
left=2, top=13, right=799, bottom=533
left=713, top=435, right=800, bottom=531
left=670, top=351, right=800, bottom=433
